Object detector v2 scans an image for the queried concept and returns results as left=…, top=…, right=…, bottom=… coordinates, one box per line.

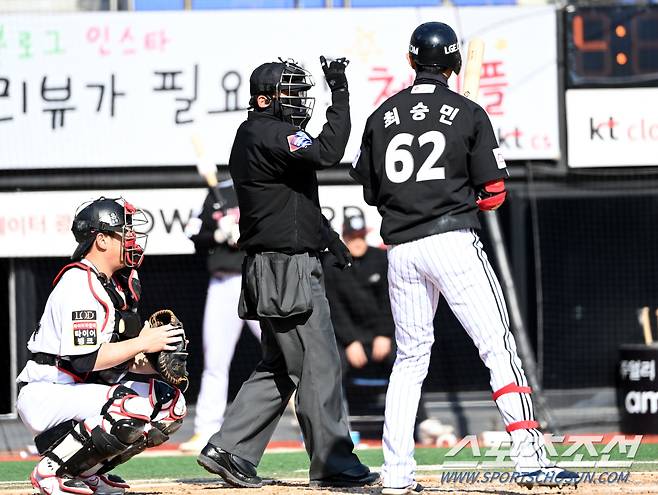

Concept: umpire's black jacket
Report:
left=229, top=90, right=350, bottom=254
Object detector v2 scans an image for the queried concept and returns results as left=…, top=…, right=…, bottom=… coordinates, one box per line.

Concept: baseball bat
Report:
left=639, top=306, right=653, bottom=345
left=191, top=134, right=227, bottom=209
left=462, top=38, right=485, bottom=101
left=461, top=38, right=558, bottom=432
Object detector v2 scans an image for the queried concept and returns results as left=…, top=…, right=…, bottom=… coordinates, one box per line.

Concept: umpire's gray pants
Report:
left=211, top=255, right=359, bottom=479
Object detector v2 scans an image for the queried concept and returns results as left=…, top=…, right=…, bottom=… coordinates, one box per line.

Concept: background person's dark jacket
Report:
left=323, top=246, right=395, bottom=346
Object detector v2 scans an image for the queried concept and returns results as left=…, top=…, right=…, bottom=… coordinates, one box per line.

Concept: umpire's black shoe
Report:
left=309, top=463, right=380, bottom=488
left=197, top=444, right=262, bottom=488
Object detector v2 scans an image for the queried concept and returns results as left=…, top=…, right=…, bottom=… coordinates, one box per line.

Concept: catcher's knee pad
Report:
left=148, top=380, right=186, bottom=440
left=100, top=385, right=151, bottom=445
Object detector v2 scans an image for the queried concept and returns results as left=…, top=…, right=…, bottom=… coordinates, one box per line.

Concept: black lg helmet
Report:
left=71, top=197, right=148, bottom=268
left=409, top=22, right=462, bottom=75
left=249, top=58, right=315, bottom=128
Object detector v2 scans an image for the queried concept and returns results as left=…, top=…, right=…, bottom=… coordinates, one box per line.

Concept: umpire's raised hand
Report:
left=320, top=55, right=349, bottom=92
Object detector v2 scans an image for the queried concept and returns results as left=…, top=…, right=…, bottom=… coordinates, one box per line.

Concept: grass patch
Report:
left=1, top=443, right=657, bottom=483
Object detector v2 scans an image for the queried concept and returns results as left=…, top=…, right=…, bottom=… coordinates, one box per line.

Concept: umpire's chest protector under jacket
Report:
left=229, top=90, right=350, bottom=254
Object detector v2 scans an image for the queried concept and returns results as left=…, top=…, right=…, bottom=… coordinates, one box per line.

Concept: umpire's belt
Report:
left=31, top=352, right=58, bottom=366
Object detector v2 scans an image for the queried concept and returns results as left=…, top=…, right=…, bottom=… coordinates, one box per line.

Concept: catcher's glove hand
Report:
left=146, top=309, right=189, bottom=392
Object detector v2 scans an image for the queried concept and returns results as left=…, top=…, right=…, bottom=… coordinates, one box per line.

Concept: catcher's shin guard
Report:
left=35, top=385, right=150, bottom=478
left=96, top=436, right=147, bottom=475
left=36, top=421, right=129, bottom=479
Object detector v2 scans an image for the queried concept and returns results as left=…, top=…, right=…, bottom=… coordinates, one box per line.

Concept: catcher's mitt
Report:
left=146, top=309, right=189, bottom=392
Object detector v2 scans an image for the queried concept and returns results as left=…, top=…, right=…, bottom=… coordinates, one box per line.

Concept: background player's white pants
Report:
left=382, top=229, right=548, bottom=487
left=194, top=274, right=261, bottom=438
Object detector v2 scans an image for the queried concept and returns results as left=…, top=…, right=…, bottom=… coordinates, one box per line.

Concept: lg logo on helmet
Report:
left=444, top=43, right=459, bottom=54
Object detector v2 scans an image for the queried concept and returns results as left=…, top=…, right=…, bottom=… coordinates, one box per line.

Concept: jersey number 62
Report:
left=385, top=130, right=446, bottom=184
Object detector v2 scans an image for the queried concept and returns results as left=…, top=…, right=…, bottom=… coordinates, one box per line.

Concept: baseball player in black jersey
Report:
left=351, top=22, right=578, bottom=494
left=196, top=57, right=378, bottom=489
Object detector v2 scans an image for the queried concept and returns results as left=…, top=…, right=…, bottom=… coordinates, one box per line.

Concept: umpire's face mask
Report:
left=278, top=90, right=314, bottom=129
left=277, top=63, right=315, bottom=129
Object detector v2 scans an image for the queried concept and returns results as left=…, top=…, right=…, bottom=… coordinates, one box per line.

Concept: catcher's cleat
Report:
left=516, top=467, right=580, bottom=489
left=78, top=473, right=129, bottom=495
left=197, top=444, right=262, bottom=488
left=30, top=464, right=93, bottom=495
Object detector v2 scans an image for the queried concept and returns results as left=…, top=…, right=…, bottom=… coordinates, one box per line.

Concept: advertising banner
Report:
left=0, top=185, right=381, bottom=257
left=566, top=88, right=658, bottom=168
left=0, top=6, right=559, bottom=168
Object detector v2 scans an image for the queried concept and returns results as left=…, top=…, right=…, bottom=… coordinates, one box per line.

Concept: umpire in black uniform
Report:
left=197, top=57, right=379, bottom=489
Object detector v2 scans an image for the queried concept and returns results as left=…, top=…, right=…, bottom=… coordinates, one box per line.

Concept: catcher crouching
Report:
left=16, top=197, right=189, bottom=495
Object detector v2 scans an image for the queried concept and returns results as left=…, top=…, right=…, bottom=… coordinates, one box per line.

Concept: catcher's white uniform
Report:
left=18, top=259, right=119, bottom=392
left=17, top=259, right=186, bottom=495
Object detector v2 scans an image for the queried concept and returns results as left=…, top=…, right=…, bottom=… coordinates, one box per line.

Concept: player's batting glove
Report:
left=328, top=236, right=353, bottom=270
left=320, top=56, right=349, bottom=92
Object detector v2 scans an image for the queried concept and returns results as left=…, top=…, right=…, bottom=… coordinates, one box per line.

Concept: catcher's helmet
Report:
left=409, top=22, right=462, bottom=75
left=71, top=197, right=148, bottom=268
left=249, top=59, right=315, bottom=128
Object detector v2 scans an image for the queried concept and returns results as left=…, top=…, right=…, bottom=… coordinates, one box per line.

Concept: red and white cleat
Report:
left=30, top=463, right=93, bottom=495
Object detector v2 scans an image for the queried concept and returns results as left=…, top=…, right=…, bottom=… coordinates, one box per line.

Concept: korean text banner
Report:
left=0, top=6, right=559, bottom=168
left=0, top=186, right=381, bottom=257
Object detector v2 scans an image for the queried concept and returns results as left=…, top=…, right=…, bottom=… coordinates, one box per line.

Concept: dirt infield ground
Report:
left=2, top=472, right=657, bottom=495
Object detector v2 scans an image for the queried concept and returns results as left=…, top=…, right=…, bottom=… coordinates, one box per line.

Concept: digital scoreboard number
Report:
left=566, top=5, right=658, bottom=87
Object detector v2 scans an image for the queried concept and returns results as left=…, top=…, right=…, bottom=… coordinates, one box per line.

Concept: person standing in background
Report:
left=180, top=181, right=261, bottom=453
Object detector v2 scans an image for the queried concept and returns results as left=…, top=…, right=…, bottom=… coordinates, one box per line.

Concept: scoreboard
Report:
left=564, top=5, right=658, bottom=168
left=566, top=4, right=658, bottom=87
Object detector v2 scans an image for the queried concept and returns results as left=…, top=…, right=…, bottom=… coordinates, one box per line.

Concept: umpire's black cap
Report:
left=249, top=62, right=285, bottom=96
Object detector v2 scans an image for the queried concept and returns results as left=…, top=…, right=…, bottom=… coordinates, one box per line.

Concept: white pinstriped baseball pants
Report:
left=382, top=229, right=549, bottom=488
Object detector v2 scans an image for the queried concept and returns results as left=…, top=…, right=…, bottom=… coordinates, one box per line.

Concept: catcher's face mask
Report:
left=121, top=200, right=148, bottom=269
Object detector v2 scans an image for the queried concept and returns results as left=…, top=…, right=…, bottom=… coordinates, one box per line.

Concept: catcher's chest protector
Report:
left=54, top=263, right=142, bottom=342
